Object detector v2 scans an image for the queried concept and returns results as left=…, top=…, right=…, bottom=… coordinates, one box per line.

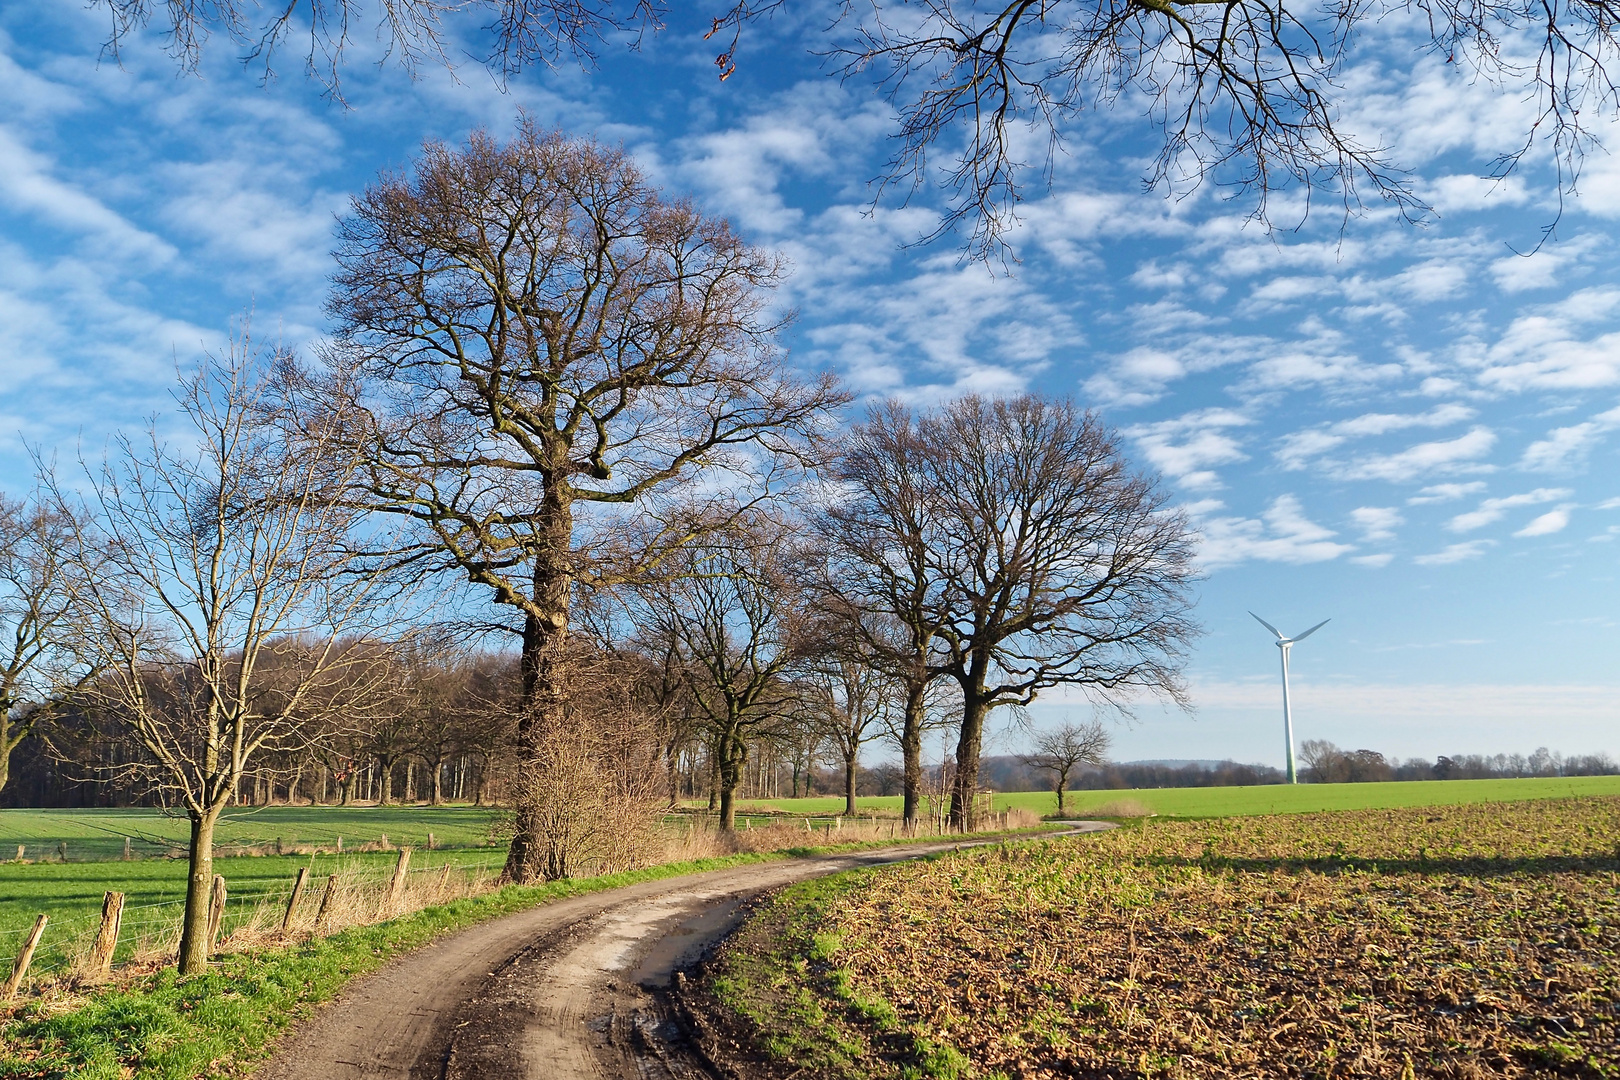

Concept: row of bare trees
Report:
left=0, top=125, right=1198, bottom=972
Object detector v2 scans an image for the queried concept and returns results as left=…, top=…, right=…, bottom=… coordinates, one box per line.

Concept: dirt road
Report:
left=254, top=826, right=1113, bottom=1080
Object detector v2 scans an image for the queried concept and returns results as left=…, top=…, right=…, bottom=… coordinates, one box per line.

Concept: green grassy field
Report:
left=0, top=848, right=507, bottom=975
left=0, top=805, right=502, bottom=862
left=718, top=773, right=1620, bottom=818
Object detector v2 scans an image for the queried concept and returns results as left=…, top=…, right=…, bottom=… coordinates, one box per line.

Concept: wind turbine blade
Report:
left=1290, top=618, right=1331, bottom=643
left=1250, top=612, right=1283, bottom=639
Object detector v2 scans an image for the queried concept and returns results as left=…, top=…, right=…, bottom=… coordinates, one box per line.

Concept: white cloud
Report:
left=1466, top=288, right=1620, bottom=392
left=1350, top=552, right=1396, bottom=567
left=1427, top=173, right=1530, bottom=214
left=1193, top=495, right=1356, bottom=569
left=1349, top=506, right=1403, bottom=542
left=1277, top=404, right=1474, bottom=470
left=1340, top=427, right=1497, bottom=481
left=1447, top=488, right=1572, bottom=532
left=1130, top=261, right=1191, bottom=289
left=0, top=125, right=176, bottom=264
left=1125, top=409, right=1252, bottom=490
left=1515, top=507, right=1573, bottom=537
left=1407, top=481, right=1488, bottom=504
left=1518, top=405, right=1620, bottom=471
left=1414, top=540, right=1495, bottom=565
left=1243, top=347, right=1403, bottom=392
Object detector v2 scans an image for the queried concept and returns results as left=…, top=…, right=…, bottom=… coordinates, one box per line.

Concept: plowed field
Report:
left=713, top=797, right=1620, bottom=1078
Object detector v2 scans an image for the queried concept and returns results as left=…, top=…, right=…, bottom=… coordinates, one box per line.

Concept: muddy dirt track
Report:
left=254, top=825, right=1113, bottom=1080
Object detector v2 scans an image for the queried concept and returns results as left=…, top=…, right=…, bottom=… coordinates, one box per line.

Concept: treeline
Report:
left=1298, top=741, right=1618, bottom=783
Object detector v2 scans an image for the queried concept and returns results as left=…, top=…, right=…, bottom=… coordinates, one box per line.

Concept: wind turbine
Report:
left=1250, top=613, right=1330, bottom=784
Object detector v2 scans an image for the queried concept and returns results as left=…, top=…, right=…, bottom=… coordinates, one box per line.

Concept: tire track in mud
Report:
left=255, top=825, right=1114, bottom=1080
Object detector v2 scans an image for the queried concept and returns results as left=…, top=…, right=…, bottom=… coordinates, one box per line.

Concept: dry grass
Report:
left=27, top=855, right=501, bottom=996
left=663, top=808, right=1046, bottom=860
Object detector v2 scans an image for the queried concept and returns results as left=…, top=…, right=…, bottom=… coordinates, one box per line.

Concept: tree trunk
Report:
left=378, top=758, right=393, bottom=805
left=177, top=811, right=219, bottom=974
left=948, top=692, right=990, bottom=832
left=717, top=729, right=746, bottom=831
left=503, top=491, right=575, bottom=883
left=1056, top=765, right=1072, bottom=815
left=430, top=754, right=444, bottom=805
left=899, top=681, right=925, bottom=828
left=843, top=748, right=858, bottom=817
left=707, top=745, right=720, bottom=812
left=0, top=695, right=15, bottom=796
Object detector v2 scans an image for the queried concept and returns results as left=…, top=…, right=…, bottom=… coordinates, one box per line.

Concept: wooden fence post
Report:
left=281, top=867, right=310, bottom=934
left=206, top=875, right=227, bottom=954
left=315, top=874, right=340, bottom=933
left=87, top=892, right=125, bottom=978
left=3, top=915, right=48, bottom=1000
left=122, top=836, right=131, bottom=860
left=13, top=846, right=21, bottom=861
left=381, top=848, right=412, bottom=918
left=427, top=832, right=435, bottom=851
left=335, top=835, right=342, bottom=853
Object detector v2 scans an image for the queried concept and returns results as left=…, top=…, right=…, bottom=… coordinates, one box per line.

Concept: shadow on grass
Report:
left=1139, top=852, right=1620, bottom=877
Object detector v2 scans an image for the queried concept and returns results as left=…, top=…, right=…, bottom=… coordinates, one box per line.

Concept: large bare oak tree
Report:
left=833, top=395, right=1196, bottom=831
left=321, top=125, right=842, bottom=880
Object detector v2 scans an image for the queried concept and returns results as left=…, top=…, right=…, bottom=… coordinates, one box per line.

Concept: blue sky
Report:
left=2, top=3, right=1618, bottom=769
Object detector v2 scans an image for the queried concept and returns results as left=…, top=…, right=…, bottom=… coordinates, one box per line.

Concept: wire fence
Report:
left=0, top=849, right=504, bottom=990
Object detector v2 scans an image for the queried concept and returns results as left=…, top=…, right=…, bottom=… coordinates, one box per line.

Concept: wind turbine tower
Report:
left=1250, top=613, right=1330, bottom=784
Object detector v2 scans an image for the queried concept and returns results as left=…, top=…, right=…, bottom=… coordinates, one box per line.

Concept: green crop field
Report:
left=716, top=773, right=1620, bottom=818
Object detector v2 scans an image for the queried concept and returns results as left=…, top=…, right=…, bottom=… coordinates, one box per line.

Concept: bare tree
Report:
left=407, top=648, right=512, bottom=806
left=1020, top=719, right=1111, bottom=815
left=0, top=493, right=97, bottom=794
left=314, top=124, right=843, bottom=880
left=801, top=651, right=893, bottom=818
left=921, top=395, right=1197, bottom=830
left=64, top=338, right=397, bottom=974
left=818, top=401, right=953, bottom=829
left=88, top=2, right=1620, bottom=258
left=634, top=508, right=812, bottom=831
